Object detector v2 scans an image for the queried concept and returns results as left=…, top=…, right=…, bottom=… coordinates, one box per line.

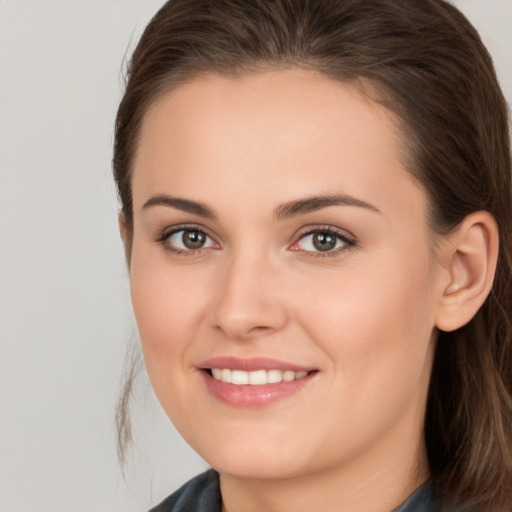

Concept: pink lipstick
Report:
left=198, top=357, right=317, bottom=408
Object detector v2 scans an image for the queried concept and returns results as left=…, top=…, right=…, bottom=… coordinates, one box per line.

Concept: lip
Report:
left=198, top=356, right=317, bottom=408
left=199, top=356, right=314, bottom=373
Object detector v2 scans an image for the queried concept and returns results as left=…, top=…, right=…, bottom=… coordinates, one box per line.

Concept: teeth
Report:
left=231, top=370, right=249, bottom=385
left=283, top=370, right=295, bottom=382
left=248, top=370, right=267, bottom=385
left=210, top=368, right=309, bottom=385
left=267, top=369, right=283, bottom=383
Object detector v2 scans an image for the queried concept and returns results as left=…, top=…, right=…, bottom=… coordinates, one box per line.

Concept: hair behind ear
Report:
left=426, top=211, right=512, bottom=509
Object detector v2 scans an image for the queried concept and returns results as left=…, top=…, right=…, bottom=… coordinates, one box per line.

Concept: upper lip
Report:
left=199, top=356, right=315, bottom=373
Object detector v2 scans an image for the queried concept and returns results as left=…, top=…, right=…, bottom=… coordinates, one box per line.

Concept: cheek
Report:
left=128, top=247, right=218, bottom=425
left=129, top=244, right=210, bottom=373
left=289, top=250, right=437, bottom=458
left=295, top=245, right=437, bottom=388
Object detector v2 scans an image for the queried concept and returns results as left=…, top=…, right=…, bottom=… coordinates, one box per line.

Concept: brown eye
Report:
left=166, top=228, right=217, bottom=252
left=182, top=229, right=206, bottom=249
left=294, top=228, right=355, bottom=255
left=312, top=232, right=337, bottom=252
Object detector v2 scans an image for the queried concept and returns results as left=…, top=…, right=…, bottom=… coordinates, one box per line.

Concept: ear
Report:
left=118, top=211, right=128, bottom=242
left=435, top=211, right=499, bottom=332
left=118, top=212, right=132, bottom=268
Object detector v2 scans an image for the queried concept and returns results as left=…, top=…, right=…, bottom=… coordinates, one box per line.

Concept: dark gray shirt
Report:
left=150, top=470, right=437, bottom=512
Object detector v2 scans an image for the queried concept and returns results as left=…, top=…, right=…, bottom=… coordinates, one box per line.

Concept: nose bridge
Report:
left=211, top=245, right=288, bottom=340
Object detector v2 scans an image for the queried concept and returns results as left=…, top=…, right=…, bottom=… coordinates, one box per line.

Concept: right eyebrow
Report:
left=142, top=194, right=216, bottom=218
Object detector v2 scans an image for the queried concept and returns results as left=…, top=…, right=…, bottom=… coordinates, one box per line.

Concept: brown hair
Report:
left=113, top=0, right=512, bottom=509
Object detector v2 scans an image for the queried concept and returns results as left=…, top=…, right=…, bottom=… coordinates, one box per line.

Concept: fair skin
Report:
left=122, top=69, right=498, bottom=512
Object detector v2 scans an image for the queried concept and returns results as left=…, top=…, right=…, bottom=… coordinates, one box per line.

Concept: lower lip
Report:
left=200, top=371, right=315, bottom=408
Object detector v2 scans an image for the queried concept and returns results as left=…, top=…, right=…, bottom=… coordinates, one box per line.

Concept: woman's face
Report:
left=128, top=70, right=445, bottom=483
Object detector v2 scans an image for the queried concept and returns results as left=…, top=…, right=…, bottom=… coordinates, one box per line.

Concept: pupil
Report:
left=313, top=232, right=336, bottom=252
left=183, top=230, right=205, bottom=249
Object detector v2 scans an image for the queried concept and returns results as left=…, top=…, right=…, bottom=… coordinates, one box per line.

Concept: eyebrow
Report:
left=142, top=195, right=216, bottom=218
left=274, top=194, right=381, bottom=220
left=142, top=193, right=381, bottom=219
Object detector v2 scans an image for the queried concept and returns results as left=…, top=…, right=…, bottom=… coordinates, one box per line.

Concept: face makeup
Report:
left=198, top=356, right=316, bottom=407
left=129, top=69, right=442, bottom=491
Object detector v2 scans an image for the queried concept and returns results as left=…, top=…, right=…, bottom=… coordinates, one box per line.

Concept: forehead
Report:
left=132, top=69, right=425, bottom=220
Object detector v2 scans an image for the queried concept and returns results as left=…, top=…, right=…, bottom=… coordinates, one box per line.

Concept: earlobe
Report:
left=435, top=211, right=499, bottom=332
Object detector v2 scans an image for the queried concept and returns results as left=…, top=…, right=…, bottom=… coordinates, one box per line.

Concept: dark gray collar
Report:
left=393, top=482, right=434, bottom=512
left=150, top=471, right=435, bottom=512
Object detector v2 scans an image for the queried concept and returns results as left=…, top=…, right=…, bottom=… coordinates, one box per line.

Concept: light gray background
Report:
left=0, top=1, right=510, bottom=511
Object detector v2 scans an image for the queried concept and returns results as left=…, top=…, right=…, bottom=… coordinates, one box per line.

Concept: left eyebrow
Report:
left=274, top=194, right=381, bottom=220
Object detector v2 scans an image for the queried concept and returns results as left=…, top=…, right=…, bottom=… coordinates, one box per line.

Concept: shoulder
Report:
left=149, top=470, right=221, bottom=512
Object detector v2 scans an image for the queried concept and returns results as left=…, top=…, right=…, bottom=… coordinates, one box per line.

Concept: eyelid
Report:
left=154, top=223, right=356, bottom=257
left=155, top=223, right=209, bottom=240
left=289, top=225, right=357, bottom=255
left=155, top=223, right=220, bottom=254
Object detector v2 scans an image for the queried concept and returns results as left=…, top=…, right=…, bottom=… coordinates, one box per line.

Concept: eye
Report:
left=292, top=228, right=356, bottom=255
left=160, top=227, right=218, bottom=253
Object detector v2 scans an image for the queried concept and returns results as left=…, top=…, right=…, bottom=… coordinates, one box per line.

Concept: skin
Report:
left=126, top=69, right=464, bottom=512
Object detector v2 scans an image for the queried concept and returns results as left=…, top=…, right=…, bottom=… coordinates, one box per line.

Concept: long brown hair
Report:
left=113, top=1, right=512, bottom=509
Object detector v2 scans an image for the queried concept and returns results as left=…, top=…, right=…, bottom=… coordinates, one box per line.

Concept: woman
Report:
left=113, top=0, right=512, bottom=510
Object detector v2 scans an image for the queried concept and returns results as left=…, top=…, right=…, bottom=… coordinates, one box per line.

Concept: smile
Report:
left=210, top=368, right=309, bottom=385
left=199, top=358, right=317, bottom=408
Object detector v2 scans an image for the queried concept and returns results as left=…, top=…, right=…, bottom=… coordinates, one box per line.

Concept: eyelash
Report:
left=155, top=224, right=217, bottom=257
left=155, top=225, right=357, bottom=258
left=292, top=226, right=357, bottom=258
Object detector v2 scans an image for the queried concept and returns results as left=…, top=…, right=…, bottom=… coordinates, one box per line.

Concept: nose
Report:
left=211, top=251, right=289, bottom=341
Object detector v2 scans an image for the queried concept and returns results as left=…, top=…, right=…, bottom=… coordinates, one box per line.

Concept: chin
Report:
left=211, top=456, right=307, bottom=481
left=191, top=432, right=318, bottom=481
